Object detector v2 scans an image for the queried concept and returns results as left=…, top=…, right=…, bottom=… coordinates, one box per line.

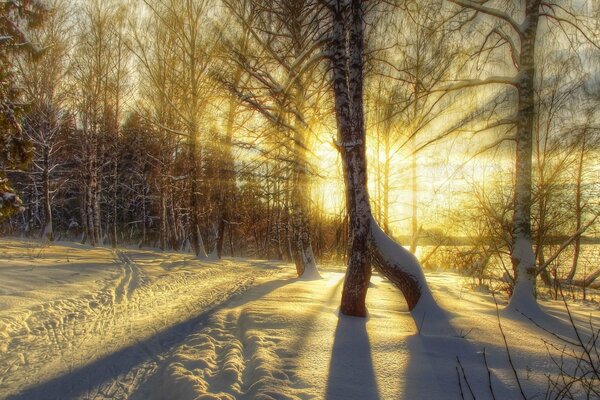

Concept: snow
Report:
left=0, top=238, right=598, bottom=399
left=508, top=237, right=543, bottom=317
left=0, top=191, right=23, bottom=213
left=370, top=217, right=448, bottom=332
left=300, top=244, right=321, bottom=280
left=0, top=239, right=281, bottom=399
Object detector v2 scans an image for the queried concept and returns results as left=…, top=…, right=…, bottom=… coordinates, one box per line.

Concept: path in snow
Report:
left=1, top=238, right=599, bottom=399
left=0, top=239, right=283, bottom=399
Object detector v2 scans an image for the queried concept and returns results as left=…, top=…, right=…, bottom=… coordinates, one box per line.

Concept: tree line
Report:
left=1, top=0, right=599, bottom=316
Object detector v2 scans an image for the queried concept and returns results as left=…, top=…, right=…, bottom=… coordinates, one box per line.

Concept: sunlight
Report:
left=1, top=0, right=599, bottom=398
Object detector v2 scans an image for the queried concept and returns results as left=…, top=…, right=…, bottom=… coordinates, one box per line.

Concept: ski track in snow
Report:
left=0, top=239, right=283, bottom=400
left=114, top=249, right=146, bottom=304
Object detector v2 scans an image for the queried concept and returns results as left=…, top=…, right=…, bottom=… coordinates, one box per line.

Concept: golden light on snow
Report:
left=4, top=240, right=597, bottom=399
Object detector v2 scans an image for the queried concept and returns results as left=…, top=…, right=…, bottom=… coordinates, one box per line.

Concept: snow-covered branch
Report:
left=447, top=0, right=522, bottom=35
left=434, top=76, right=518, bottom=93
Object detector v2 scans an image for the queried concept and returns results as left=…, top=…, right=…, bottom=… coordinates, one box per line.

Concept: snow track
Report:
left=114, top=249, right=147, bottom=304
left=2, top=239, right=599, bottom=400
left=0, top=239, right=284, bottom=399
left=132, top=276, right=342, bottom=400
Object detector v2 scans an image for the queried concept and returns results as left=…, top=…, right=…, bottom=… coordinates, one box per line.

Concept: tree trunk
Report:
left=188, top=123, right=207, bottom=259
left=290, top=181, right=319, bottom=278
left=80, top=186, right=88, bottom=244
left=382, top=131, right=390, bottom=234
left=409, top=142, right=418, bottom=253
left=40, top=144, right=53, bottom=241
left=567, top=137, right=585, bottom=282
left=508, top=0, right=541, bottom=311
left=216, top=210, right=227, bottom=258
left=288, top=30, right=320, bottom=277
left=228, top=221, right=234, bottom=257
left=168, top=178, right=180, bottom=250
left=329, top=1, right=371, bottom=317
left=329, top=0, right=440, bottom=320
left=159, top=187, right=167, bottom=251
left=290, top=129, right=319, bottom=278
left=93, top=175, right=101, bottom=245
left=216, top=90, right=238, bottom=259
left=111, top=155, right=118, bottom=249
left=409, top=79, right=419, bottom=254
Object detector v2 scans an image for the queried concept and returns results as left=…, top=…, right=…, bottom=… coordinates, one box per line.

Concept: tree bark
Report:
left=508, top=0, right=541, bottom=310
left=567, top=136, right=585, bottom=282
left=40, top=143, right=53, bottom=241
left=217, top=93, right=238, bottom=259
left=329, top=0, right=440, bottom=319
left=329, top=0, right=372, bottom=317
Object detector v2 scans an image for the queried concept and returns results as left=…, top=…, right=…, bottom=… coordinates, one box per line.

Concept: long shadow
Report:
left=404, top=310, right=519, bottom=399
left=325, top=316, right=380, bottom=400
left=7, top=277, right=295, bottom=400
left=288, top=275, right=344, bottom=356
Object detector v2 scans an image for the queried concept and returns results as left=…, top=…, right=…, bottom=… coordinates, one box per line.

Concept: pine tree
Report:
left=0, top=0, right=47, bottom=219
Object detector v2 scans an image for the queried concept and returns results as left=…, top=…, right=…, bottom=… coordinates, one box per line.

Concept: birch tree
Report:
left=16, top=0, right=72, bottom=241
left=70, top=0, right=129, bottom=246
left=140, top=0, right=216, bottom=258
left=446, top=0, right=600, bottom=312
left=133, top=7, right=186, bottom=251
left=325, top=0, right=442, bottom=321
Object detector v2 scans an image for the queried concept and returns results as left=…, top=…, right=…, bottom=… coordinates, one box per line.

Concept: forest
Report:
left=1, top=0, right=600, bottom=399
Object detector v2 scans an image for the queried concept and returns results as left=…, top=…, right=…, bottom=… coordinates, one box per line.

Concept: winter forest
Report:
left=1, top=0, right=600, bottom=399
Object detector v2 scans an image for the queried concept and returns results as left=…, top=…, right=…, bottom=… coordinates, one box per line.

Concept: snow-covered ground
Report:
left=0, top=238, right=598, bottom=399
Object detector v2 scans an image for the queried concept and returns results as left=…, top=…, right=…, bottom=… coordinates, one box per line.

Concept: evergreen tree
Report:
left=0, top=0, right=47, bottom=218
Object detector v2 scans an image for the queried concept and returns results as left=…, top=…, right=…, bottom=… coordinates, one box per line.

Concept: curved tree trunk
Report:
left=329, top=0, right=441, bottom=320
left=290, top=137, right=320, bottom=279
left=370, top=219, right=438, bottom=312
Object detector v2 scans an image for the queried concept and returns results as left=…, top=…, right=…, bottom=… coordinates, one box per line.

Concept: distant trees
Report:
left=367, top=0, right=461, bottom=249
left=15, top=0, right=72, bottom=241
left=218, top=0, right=327, bottom=277
left=132, top=3, right=186, bottom=250
left=136, top=0, right=218, bottom=257
left=68, top=0, right=130, bottom=246
left=0, top=0, right=598, bottom=304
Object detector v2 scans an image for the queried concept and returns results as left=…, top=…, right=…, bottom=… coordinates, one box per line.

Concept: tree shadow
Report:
left=404, top=311, right=520, bottom=399
left=325, top=315, right=380, bottom=400
left=288, top=275, right=344, bottom=356
left=6, top=277, right=295, bottom=400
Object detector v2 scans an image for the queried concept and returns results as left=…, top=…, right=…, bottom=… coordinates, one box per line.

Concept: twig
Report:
left=456, top=365, right=466, bottom=400
left=483, top=348, right=496, bottom=400
left=456, top=356, right=476, bottom=399
left=556, top=280, right=600, bottom=381
left=493, top=293, right=527, bottom=399
left=516, top=308, right=579, bottom=347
